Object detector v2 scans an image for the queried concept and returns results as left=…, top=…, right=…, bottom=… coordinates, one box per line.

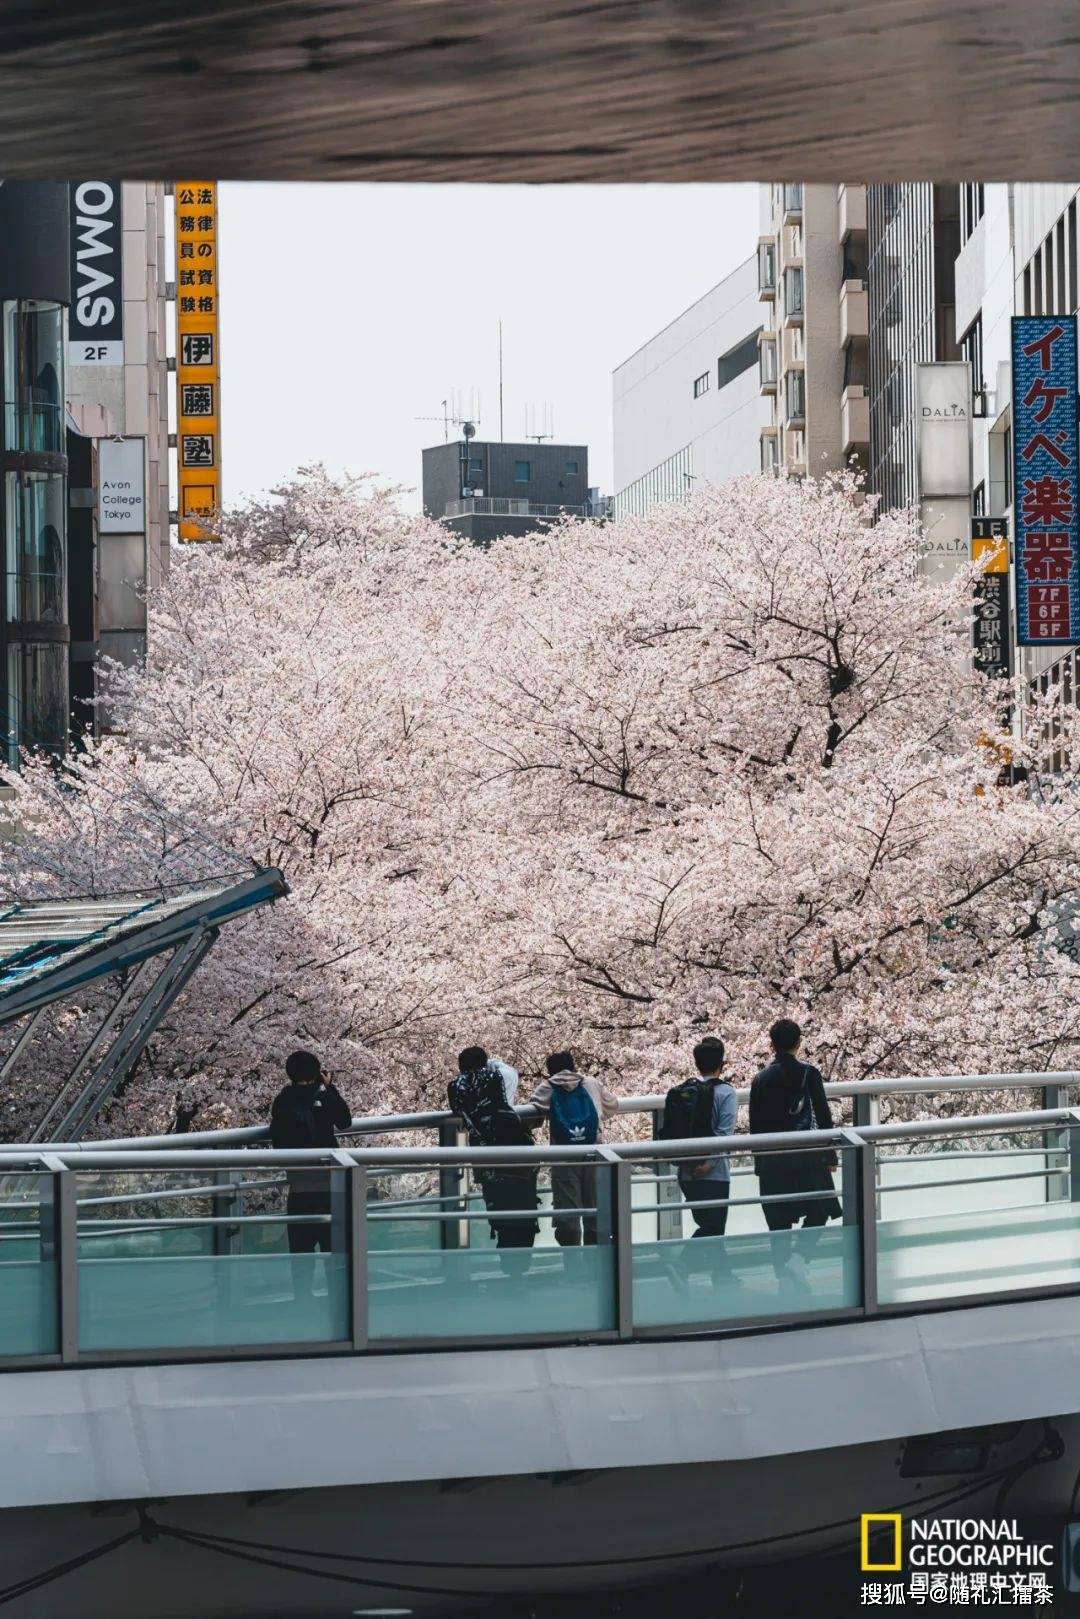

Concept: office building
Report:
left=0, top=181, right=74, bottom=766
left=757, top=183, right=867, bottom=479
left=423, top=438, right=599, bottom=545
left=1, top=180, right=171, bottom=770
left=612, top=257, right=766, bottom=516
left=66, top=180, right=170, bottom=732
left=866, top=184, right=962, bottom=515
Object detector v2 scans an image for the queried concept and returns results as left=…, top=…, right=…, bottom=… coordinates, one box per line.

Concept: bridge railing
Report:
left=0, top=1103, right=1078, bottom=1369
left=3, top=1068, right=1075, bottom=1154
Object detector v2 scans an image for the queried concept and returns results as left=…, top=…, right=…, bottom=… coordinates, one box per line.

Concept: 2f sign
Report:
left=68, top=181, right=124, bottom=365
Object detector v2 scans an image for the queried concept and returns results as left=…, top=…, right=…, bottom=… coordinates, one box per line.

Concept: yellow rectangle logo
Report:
left=861, top=1513, right=902, bottom=1571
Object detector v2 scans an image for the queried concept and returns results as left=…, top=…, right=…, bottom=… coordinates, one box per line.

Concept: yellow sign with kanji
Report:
left=175, top=181, right=221, bottom=540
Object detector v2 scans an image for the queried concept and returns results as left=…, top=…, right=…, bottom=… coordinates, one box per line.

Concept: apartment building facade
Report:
left=756, top=183, right=867, bottom=480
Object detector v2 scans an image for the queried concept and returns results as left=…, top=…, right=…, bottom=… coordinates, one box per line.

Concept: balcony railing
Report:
left=443, top=497, right=603, bottom=521
left=0, top=1073, right=1076, bottom=1369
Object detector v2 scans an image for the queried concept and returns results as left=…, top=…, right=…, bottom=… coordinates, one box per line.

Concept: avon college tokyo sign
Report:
left=1012, top=315, right=1080, bottom=646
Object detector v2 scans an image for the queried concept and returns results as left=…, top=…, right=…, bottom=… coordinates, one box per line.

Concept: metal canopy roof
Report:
left=0, top=870, right=286, bottom=1025
left=0, top=869, right=288, bottom=1142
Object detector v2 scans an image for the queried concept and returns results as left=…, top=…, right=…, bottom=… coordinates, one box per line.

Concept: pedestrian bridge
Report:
left=3, top=1074, right=1080, bottom=1615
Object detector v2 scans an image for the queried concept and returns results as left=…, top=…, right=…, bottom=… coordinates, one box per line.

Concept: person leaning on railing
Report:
left=447, top=1046, right=539, bottom=1274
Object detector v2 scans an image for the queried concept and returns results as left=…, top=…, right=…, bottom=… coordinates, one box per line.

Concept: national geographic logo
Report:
left=861, top=1514, right=902, bottom=1572
left=860, top=1515, right=1055, bottom=1572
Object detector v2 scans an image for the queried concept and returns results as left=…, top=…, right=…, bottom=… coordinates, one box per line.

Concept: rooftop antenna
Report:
left=524, top=403, right=554, bottom=444
left=415, top=391, right=481, bottom=442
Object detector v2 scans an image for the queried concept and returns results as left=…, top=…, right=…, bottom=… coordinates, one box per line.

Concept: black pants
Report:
left=678, top=1175, right=730, bottom=1237
left=758, top=1160, right=840, bottom=1274
left=287, top=1186, right=333, bottom=1255
left=483, top=1170, right=539, bottom=1250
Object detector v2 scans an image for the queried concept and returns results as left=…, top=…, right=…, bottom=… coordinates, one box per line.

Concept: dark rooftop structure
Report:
left=422, top=437, right=605, bottom=545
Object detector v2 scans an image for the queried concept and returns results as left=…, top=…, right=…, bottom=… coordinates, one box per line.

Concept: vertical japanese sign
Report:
left=175, top=181, right=221, bottom=540
left=1012, top=315, right=1079, bottom=645
left=971, top=516, right=1011, bottom=680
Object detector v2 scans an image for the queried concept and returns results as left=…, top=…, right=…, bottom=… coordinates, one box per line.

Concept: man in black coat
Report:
left=749, top=1018, right=842, bottom=1288
left=269, top=1050, right=352, bottom=1257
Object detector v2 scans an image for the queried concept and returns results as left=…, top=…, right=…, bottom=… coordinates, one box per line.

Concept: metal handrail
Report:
left=2, top=1069, right=1072, bottom=1156
left=0, top=1108, right=1071, bottom=1171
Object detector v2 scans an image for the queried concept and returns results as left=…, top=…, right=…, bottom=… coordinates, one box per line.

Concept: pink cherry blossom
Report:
left=2, top=465, right=1079, bottom=1140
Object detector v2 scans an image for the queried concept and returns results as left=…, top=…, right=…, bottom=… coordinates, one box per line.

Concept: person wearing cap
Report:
left=269, top=1050, right=352, bottom=1258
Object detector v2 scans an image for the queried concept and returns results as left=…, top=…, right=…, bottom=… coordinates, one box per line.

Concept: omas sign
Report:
left=68, top=181, right=124, bottom=365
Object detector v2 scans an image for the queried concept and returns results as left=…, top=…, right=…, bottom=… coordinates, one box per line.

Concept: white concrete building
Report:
left=612, top=256, right=767, bottom=517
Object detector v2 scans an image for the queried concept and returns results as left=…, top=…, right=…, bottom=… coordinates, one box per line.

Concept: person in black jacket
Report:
left=749, top=1019, right=841, bottom=1288
left=269, top=1050, right=352, bottom=1258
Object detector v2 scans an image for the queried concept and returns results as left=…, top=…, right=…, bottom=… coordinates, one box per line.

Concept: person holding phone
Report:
left=270, top=1050, right=352, bottom=1260
left=749, top=1019, right=841, bottom=1292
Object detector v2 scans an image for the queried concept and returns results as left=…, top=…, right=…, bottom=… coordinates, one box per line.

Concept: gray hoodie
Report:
left=528, top=1070, right=619, bottom=1142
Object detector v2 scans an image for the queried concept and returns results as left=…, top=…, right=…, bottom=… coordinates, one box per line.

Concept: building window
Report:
left=783, top=182, right=804, bottom=218
left=973, top=481, right=986, bottom=517
left=5, top=469, right=66, bottom=627
left=759, top=339, right=778, bottom=388
left=467, top=456, right=483, bottom=477
left=760, top=434, right=779, bottom=474
left=784, top=266, right=804, bottom=321
left=6, top=641, right=67, bottom=761
left=960, top=183, right=985, bottom=247
left=962, top=314, right=984, bottom=400
left=2, top=299, right=64, bottom=456
left=693, top=371, right=710, bottom=398
left=786, top=369, right=806, bottom=422
left=758, top=241, right=776, bottom=296
left=564, top=459, right=579, bottom=476
left=717, top=329, right=762, bottom=390
left=514, top=459, right=530, bottom=483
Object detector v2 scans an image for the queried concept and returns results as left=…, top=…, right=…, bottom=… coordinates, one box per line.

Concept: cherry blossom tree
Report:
left=3, top=465, right=1080, bottom=1138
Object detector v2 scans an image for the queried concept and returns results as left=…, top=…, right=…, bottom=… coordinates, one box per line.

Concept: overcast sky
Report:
left=217, top=183, right=759, bottom=512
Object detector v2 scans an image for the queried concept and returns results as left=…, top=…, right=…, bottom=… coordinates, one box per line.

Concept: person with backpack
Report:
left=447, top=1045, right=538, bottom=1267
left=528, top=1051, right=619, bottom=1246
left=661, top=1037, right=738, bottom=1239
left=269, top=1050, right=353, bottom=1260
left=749, top=1018, right=842, bottom=1289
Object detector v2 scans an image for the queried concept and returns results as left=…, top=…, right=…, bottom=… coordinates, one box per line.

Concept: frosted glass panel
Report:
left=632, top=1226, right=860, bottom=1328
left=78, top=1254, right=349, bottom=1351
left=368, top=1244, right=614, bottom=1340
left=0, top=1259, right=57, bottom=1355
left=878, top=1204, right=1080, bottom=1306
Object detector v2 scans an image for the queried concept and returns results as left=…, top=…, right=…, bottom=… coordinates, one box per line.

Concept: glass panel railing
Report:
left=0, top=1171, right=57, bottom=1355
left=76, top=1169, right=350, bottom=1351
left=631, top=1146, right=860, bottom=1328
left=367, top=1160, right=616, bottom=1341
left=876, top=1127, right=1080, bottom=1306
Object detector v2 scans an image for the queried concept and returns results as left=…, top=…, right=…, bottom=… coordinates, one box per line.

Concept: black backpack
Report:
left=660, top=1078, right=716, bottom=1145
left=448, top=1065, right=532, bottom=1150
